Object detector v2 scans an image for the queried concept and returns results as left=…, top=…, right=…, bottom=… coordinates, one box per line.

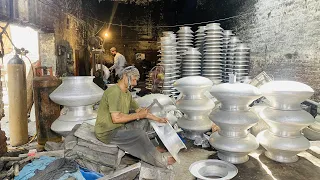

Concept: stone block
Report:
left=98, top=163, right=141, bottom=180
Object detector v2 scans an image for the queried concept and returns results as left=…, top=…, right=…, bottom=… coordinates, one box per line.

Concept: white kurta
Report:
left=110, top=52, right=127, bottom=76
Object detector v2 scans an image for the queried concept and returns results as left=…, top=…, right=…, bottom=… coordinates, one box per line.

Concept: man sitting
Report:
left=94, top=66, right=176, bottom=168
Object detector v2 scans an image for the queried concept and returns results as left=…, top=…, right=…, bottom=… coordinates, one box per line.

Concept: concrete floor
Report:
left=1, top=104, right=320, bottom=180
left=173, top=140, right=320, bottom=180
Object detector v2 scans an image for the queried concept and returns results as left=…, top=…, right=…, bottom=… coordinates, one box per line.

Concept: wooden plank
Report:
left=77, top=138, right=119, bottom=155
left=19, top=150, right=65, bottom=158
left=74, top=123, right=118, bottom=148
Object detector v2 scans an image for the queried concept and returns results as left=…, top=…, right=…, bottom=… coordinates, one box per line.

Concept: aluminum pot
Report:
left=260, top=81, right=314, bottom=110
left=176, top=98, right=214, bottom=136
left=189, top=159, right=238, bottom=180
left=257, top=130, right=310, bottom=163
left=135, top=94, right=174, bottom=109
left=50, top=76, right=104, bottom=136
left=174, top=76, right=213, bottom=99
left=135, top=94, right=179, bottom=125
left=260, top=107, right=315, bottom=137
left=210, top=132, right=259, bottom=164
left=209, top=83, right=262, bottom=111
left=210, top=110, right=259, bottom=138
left=209, top=83, right=261, bottom=164
left=257, top=81, right=315, bottom=163
left=50, top=76, right=103, bottom=106
left=174, top=76, right=214, bottom=140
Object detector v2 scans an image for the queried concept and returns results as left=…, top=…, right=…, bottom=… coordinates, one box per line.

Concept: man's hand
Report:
left=137, top=108, right=149, bottom=119
left=156, top=117, right=168, bottom=123
left=146, top=113, right=168, bottom=124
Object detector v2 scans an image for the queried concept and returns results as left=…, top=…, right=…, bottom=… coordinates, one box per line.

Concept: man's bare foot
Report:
left=156, top=146, right=167, bottom=153
left=167, top=156, right=176, bottom=165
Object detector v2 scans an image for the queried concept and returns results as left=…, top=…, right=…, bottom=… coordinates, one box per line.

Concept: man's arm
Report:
left=111, top=108, right=148, bottom=123
left=110, top=55, right=120, bottom=71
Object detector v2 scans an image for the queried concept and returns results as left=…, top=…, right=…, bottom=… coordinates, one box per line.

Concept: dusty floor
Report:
left=173, top=140, right=320, bottom=180
left=1, top=105, right=320, bottom=180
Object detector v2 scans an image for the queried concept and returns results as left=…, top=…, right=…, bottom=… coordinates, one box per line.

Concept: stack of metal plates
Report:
left=177, top=26, right=194, bottom=75
left=234, top=43, right=250, bottom=81
left=225, top=36, right=241, bottom=82
left=195, top=26, right=206, bottom=58
left=181, top=48, right=202, bottom=77
left=222, top=30, right=235, bottom=82
left=202, top=23, right=224, bottom=84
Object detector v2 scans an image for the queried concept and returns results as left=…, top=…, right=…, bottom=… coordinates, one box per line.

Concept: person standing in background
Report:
left=109, top=47, right=127, bottom=82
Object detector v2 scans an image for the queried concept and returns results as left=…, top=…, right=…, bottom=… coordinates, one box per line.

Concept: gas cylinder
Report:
left=33, top=66, right=62, bottom=148
left=7, top=55, right=28, bottom=146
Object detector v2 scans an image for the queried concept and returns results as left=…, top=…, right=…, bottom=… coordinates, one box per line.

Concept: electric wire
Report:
left=36, top=0, right=256, bottom=29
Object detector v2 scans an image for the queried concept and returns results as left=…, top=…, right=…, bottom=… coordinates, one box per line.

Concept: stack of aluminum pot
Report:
left=225, top=36, right=241, bottom=82
left=257, top=81, right=315, bottom=163
left=181, top=48, right=202, bottom=77
left=202, top=23, right=224, bottom=84
left=195, top=26, right=206, bottom=59
left=177, top=26, right=194, bottom=71
left=234, top=43, right=250, bottom=82
left=209, top=82, right=261, bottom=164
left=174, top=76, right=214, bottom=140
left=163, top=31, right=180, bottom=98
left=50, top=76, right=104, bottom=136
left=158, top=34, right=179, bottom=98
left=222, top=30, right=234, bottom=82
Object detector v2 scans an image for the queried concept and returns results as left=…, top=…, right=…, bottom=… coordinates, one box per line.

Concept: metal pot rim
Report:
left=189, top=159, right=238, bottom=180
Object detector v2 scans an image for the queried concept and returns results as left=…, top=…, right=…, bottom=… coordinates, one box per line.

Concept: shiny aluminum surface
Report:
left=210, top=83, right=261, bottom=111
left=260, top=107, right=315, bottom=137
left=50, top=76, right=103, bottom=106
left=189, top=159, right=238, bottom=180
left=177, top=26, right=194, bottom=81
left=50, top=76, right=103, bottom=136
left=257, top=130, right=310, bottom=163
left=150, top=121, right=186, bottom=163
left=158, top=31, right=180, bottom=96
left=136, top=95, right=186, bottom=162
left=181, top=48, right=202, bottom=77
left=195, top=26, right=206, bottom=56
left=201, top=23, right=224, bottom=83
left=257, top=81, right=315, bottom=163
left=174, top=76, right=214, bottom=139
left=209, top=83, right=261, bottom=164
left=260, top=81, right=314, bottom=110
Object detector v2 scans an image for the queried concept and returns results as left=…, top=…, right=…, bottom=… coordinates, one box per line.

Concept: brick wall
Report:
left=218, top=0, right=320, bottom=101
left=39, top=33, right=57, bottom=75
left=0, top=0, right=98, bottom=76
